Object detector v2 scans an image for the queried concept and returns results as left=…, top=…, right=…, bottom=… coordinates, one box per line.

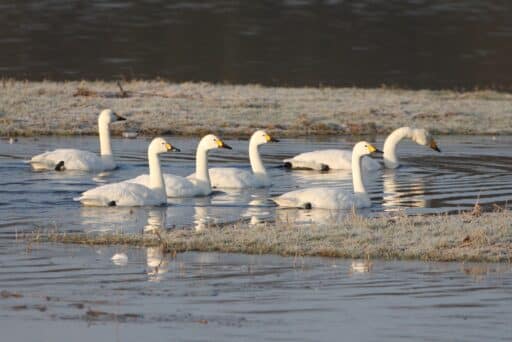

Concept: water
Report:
left=2, top=135, right=512, bottom=234
left=1, top=245, right=511, bottom=341
left=1, top=135, right=512, bottom=340
left=1, top=1, right=512, bottom=89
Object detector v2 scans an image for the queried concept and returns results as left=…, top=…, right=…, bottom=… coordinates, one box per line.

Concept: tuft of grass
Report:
left=26, top=210, right=512, bottom=263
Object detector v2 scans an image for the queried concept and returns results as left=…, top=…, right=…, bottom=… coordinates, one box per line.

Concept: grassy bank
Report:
left=27, top=210, right=512, bottom=262
left=2, top=80, right=512, bottom=137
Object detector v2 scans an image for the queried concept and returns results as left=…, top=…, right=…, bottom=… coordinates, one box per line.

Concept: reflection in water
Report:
left=146, top=246, right=169, bottom=282
left=350, top=259, right=373, bottom=275
left=144, top=208, right=167, bottom=233
left=382, top=169, right=429, bottom=212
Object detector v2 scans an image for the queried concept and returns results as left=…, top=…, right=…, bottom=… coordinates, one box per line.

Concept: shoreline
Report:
left=2, top=80, right=512, bottom=137
left=26, top=210, right=512, bottom=263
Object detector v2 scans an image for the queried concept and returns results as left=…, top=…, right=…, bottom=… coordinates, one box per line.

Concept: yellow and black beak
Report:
left=165, top=143, right=180, bottom=152
left=430, top=139, right=441, bottom=152
left=368, top=144, right=383, bottom=154
left=217, top=139, right=232, bottom=150
left=114, top=112, right=127, bottom=121
left=266, top=135, right=279, bottom=143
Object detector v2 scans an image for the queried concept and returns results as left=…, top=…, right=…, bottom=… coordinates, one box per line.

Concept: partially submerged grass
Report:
left=3, top=79, right=512, bottom=137
left=26, top=210, right=512, bottom=263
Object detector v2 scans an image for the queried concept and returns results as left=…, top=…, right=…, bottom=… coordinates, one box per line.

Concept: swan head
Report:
left=250, top=130, right=279, bottom=145
left=148, top=137, right=180, bottom=154
left=353, top=141, right=382, bottom=157
left=411, top=128, right=441, bottom=152
left=99, top=109, right=126, bottom=125
left=199, top=134, right=232, bottom=151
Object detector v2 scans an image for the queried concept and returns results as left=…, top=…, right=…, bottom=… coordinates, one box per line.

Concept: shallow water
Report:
left=1, top=135, right=512, bottom=233
left=1, top=135, right=512, bottom=340
left=0, top=245, right=511, bottom=341
left=1, top=1, right=512, bottom=89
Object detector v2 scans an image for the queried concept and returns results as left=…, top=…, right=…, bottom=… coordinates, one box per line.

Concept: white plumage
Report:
left=207, top=130, right=278, bottom=189
left=76, top=137, right=178, bottom=207
left=29, top=109, right=126, bottom=172
left=128, top=134, right=232, bottom=197
left=273, top=141, right=380, bottom=210
left=283, top=127, right=440, bottom=171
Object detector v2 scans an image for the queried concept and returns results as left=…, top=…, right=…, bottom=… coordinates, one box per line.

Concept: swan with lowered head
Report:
left=283, top=127, right=440, bottom=171
left=272, top=141, right=381, bottom=209
left=75, top=137, right=179, bottom=206
left=128, top=134, right=231, bottom=197
left=30, top=109, right=126, bottom=172
left=207, top=130, right=279, bottom=189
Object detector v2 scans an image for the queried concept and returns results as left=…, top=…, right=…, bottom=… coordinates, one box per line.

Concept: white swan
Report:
left=208, top=130, right=279, bottom=189
left=29, top=109, right=126, bottom=172
left=75, top=137, right=179, bottom=206
left=129, top=134, right=232, bottom=197
left=272, top=141, right=381, bottom=209
left=283, top=127, right=440, bottom=171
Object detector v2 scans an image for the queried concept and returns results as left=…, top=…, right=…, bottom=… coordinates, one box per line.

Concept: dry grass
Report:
left=27, top=210, right=512, bottom=263
left=2, top=80, right=512, bottom=137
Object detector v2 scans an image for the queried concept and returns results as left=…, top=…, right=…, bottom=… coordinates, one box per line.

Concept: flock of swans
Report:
left=29, top=109, right=441, bottom=211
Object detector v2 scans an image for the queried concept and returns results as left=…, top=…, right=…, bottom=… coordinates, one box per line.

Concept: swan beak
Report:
left=267, top=135, right=279, bottom=143
left=166, top=143, right=180, bottom=152
left=367, top=144, right=382, bottom=154
left=430, top=139, right=441, bottom=152
left=217, top=140, right=232, bottom=149
left=114, top=113, right=127, bottom=121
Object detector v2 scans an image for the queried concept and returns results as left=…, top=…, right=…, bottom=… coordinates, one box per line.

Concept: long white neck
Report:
left=195, top=146, right=211, bottom=184
left=249, top=141, right=266, bottom=175
left=383, top=127, right=413, bottom=168
left=351, top=150, right=366, bottom=194
left=148, top=150, right=166, bottom=197
left=98, top=119, right=112, bottom=157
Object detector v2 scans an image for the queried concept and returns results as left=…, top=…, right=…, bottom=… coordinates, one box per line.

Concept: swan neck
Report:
left=148, top=150, right=166, bottom=197
left=351, top=150, right=366, bottom=194
left=195, top=146, right=211, bottom=184
left=383, top=127, right=413, bottom=168
left=98, top=119, right=112, bottom=157
left=249, top=142, right=266, bottom=175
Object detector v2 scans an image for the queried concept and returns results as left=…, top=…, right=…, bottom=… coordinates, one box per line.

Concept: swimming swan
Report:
left=129, top=134, right=232, bottom=197
left=29, top=109, right=126, bottom=172
left=75, top=138, right=179, bottom=206
left=208, top=130, right=279, bottom=189
left=283, top=127, right=440, bottom=171
left=272, top=141, right=381, bottom=209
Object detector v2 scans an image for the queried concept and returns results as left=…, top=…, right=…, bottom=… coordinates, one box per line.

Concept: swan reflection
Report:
left=382, top=168, right=429, bottom=212
left=146, top=246, right=169, bottom=282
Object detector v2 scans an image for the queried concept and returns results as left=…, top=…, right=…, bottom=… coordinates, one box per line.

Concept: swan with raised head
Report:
left=272, top=141, right=381, bottom=209
left=128, top=134, right=231, bottom=197
left=75, top=137, right=179, bottom=206
left=207, top=130, right=278, bottom=189
left=283, top=127, right=440, bottom=171
left=29, top=109, right=126, bottom=172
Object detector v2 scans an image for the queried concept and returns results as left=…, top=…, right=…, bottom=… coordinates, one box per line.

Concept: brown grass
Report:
left=2, top=80, right=512, bottom=137
left=26, top=210, right=512, bottom=263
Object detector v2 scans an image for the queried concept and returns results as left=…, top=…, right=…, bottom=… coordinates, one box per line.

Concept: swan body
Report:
left=273, top=141, right=380, bottom=209
left=30, top=109, right=126, bottom=171
left=283, top=127, right=440, bottom=171
left=207, top=130, right=278, bottom=189
left=76, top=138, right=179, bottom=206
left=128, top=134, right=231, bottom=197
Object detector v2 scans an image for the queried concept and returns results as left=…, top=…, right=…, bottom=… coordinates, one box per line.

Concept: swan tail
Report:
left=282, top=159, right=329, bottom=171
left=271, top=196, right=311, bottom=209
left=75, top=196, right=110, bottom=207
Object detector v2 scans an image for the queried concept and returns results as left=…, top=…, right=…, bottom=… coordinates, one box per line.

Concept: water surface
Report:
left=1, top=0, right=512, bottom=89
left=1, top=135, right=512, bottom=234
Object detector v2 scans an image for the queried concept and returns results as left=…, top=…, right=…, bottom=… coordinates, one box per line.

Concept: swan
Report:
left=207, top=130, right=279, bottom=189
left=128, top=134, right=232, bottom=197
left=75, top=137, right=179, bottom=206
left=283, top=127, right=440, bottom=171
left=272, top=141, right=381, bottom=209
left=29, top=109, right=126, bottom=172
